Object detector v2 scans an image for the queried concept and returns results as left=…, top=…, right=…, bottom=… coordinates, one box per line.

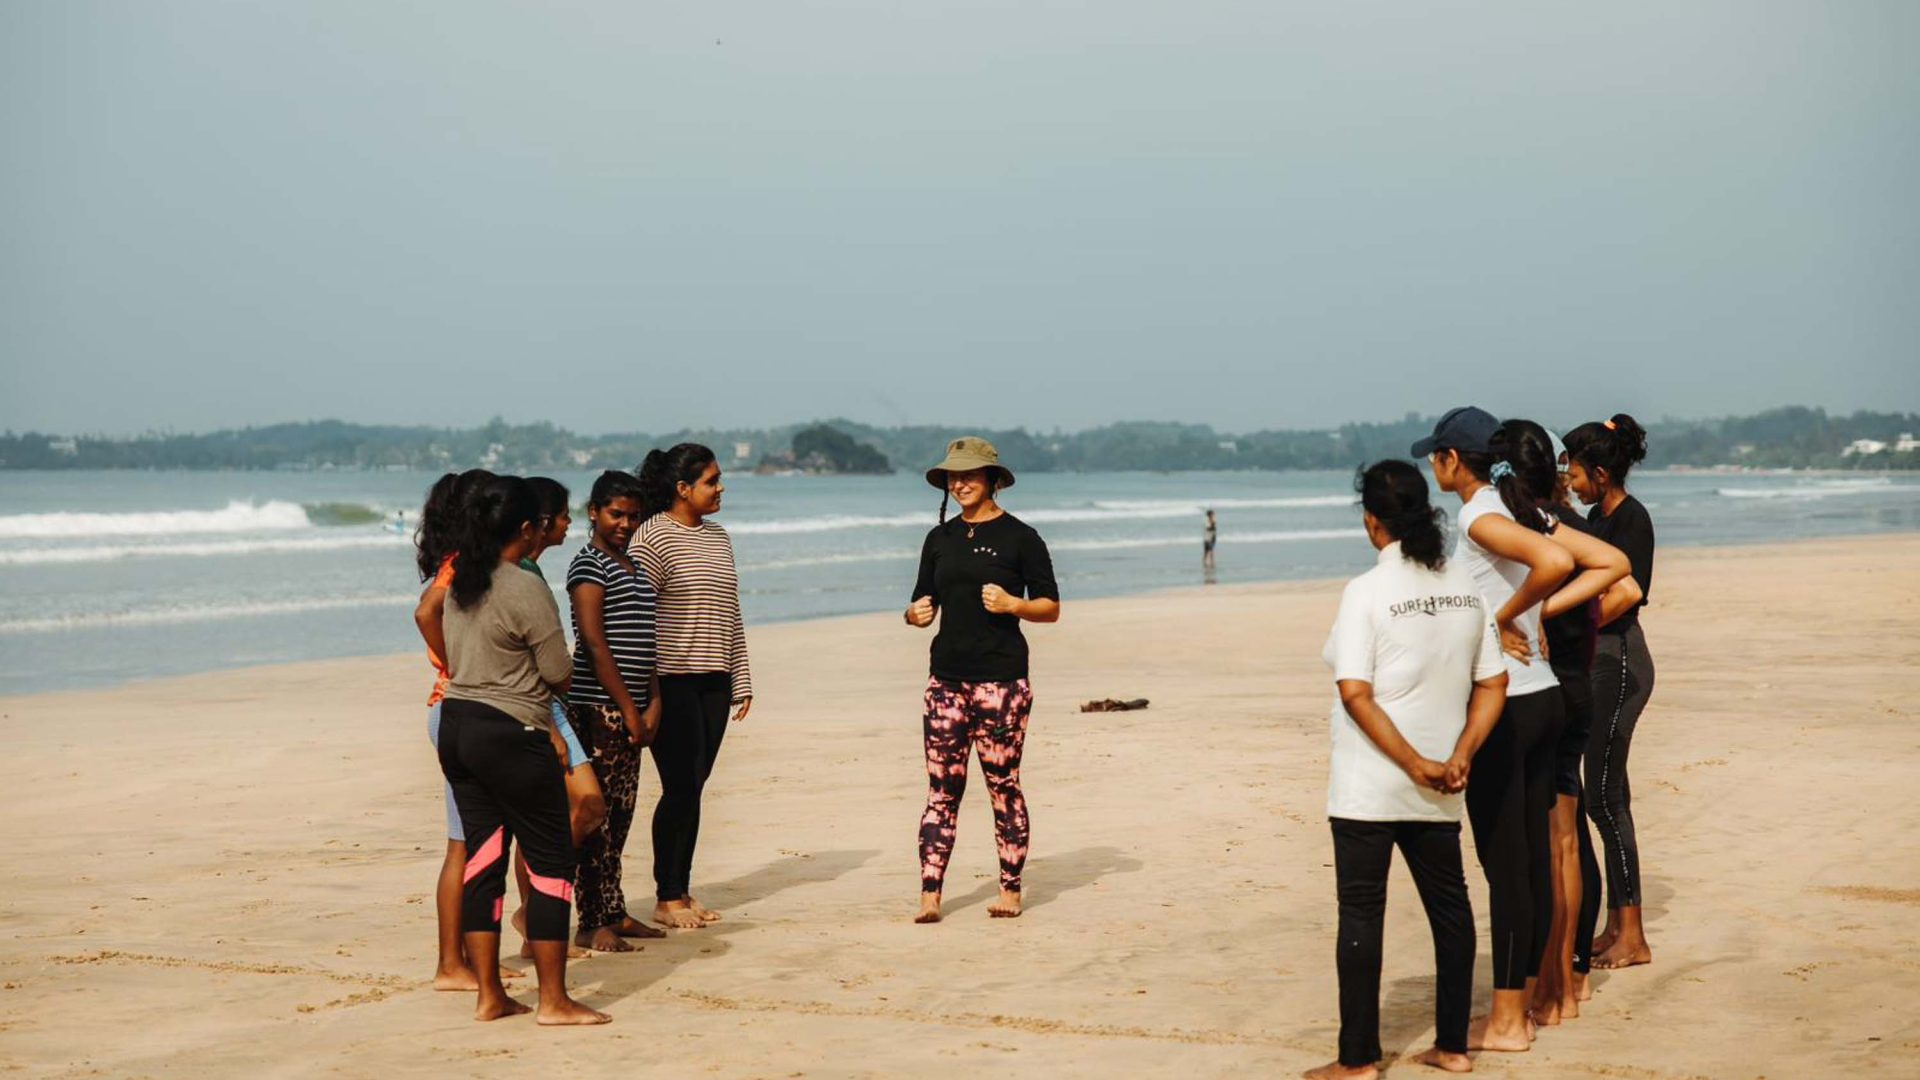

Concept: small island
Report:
left=756, top=424, right=894, bottom=476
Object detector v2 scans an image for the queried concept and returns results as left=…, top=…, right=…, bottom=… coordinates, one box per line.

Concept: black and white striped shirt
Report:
left=566, top=543, right=657, bottom=709
left=630, top=515, right=752, bottom=701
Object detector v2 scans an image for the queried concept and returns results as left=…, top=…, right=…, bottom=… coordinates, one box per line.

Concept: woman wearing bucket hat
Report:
left=905, top=437, right=1060, bottom=923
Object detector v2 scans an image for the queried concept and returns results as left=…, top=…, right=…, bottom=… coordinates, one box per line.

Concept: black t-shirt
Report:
left=1587, top=494, right=1655, bottom=634
left=1543, top=509, right=1599, bottom=676
left=911, top=512, right=1060, bottom=682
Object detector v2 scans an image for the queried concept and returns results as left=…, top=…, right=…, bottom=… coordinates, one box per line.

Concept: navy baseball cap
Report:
left=1410, top=406, right=1500, bottom=457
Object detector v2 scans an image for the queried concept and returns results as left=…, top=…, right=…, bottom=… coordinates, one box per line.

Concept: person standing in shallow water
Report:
left=905, top=437, right=1060, bottom=923
left=1203, top=509, right=1218, bottom=572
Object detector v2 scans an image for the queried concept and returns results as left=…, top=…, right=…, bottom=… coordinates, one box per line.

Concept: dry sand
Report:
left=3, top=534, right=1918, bottom=1078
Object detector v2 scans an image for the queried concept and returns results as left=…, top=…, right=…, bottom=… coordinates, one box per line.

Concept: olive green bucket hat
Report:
left=925, top=436, right=1015, bottom=490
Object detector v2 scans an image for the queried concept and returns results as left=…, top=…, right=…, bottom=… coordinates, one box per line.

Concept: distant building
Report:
left=570, top=449, right=593, bottom=466
left=1898, top=433, right=1919, bottom=453
left=479, top=442, right=505, bottom=468
left=1217, top=440, right=1238, bottom=453
left=1842, top=438, right=1889, bottom=457
left=47, top=438, right=78, bottom=456
left=733, top=441, right=754, bottom=463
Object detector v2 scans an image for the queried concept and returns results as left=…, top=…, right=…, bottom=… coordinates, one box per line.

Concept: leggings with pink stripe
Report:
left=437, top=698, right=576, bottom=942
left=920, top=677, right=1033, bottom=894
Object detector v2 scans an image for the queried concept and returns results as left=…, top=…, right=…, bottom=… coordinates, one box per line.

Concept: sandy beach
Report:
left=3, top=533, right=1917, bottom=1079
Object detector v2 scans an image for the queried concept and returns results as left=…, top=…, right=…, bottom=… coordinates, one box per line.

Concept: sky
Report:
left=3, top=1, right=1916, bottom=436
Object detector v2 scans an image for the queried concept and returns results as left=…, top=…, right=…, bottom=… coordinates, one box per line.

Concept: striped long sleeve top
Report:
left=629, top=514, right=753, bottom=701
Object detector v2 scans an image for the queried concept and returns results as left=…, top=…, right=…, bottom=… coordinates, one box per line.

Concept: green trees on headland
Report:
left=2, top=408, right=1916, bottom=472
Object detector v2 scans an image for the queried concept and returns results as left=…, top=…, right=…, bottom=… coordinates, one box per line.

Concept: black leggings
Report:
left=1330, top=819, right=1474, bottom=1068
left=650, top=673, right=733, bottom=902
left=1553, top=668, right=1605, bottom=975
left=437, top=698, right=576, bottom=942
left=1588, top=623, right=1655, bottom=908
left=1465, top=687, right=1564, bottom=990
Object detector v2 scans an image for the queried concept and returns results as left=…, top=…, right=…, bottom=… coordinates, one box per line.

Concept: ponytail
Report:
left=636, top=443, right=717, bottom=521
left=1356, top=460, right=1447, bottom=570
left=1485, top=420, right=1556, bottom=533
left=450, top=476, right=538, bottom=609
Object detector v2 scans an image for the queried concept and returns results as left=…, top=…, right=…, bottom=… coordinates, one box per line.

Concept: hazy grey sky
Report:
left=3, top=1, right=1916, bottom=436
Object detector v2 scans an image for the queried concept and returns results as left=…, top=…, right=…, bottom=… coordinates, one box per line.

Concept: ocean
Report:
left=2, top=468, right=1916, bottom=695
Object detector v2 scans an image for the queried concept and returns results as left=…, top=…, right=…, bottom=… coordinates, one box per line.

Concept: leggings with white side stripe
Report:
left=1586, top=623, right=1654, bottom=909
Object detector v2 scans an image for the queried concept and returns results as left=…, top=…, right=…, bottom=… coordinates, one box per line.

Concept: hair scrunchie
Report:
left=1489, top=461, right=1514, bottom=482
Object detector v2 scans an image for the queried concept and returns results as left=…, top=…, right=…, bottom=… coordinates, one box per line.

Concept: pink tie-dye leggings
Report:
left=919, top=676, right=1033, bottom=894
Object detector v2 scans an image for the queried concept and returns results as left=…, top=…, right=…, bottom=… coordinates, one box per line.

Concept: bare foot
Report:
left=1466, top=1015, right=1530, bottom=1053
left=654, top=900, right=706, bottom=930
left=914, top=892, right=942, bottom=924
left=1572, top=972, right=1593, bottom=1001
left=434, top=965, right=523, bottom=990
left=574, top=926, right=635, bottom=953
left=988, top=888, right=1023, bottom=918
left=1411, top=1047, right=1472, bottom=1073
left=1301, top=1061, right=1378, bottom=1080
left=614, top=914, right=667, bottom=940
left=683, top=895, right=722, bottom=924
left=433, top=965, right=481, bottom=991
left=474, top=995, right=533, bottom=1022
left=521, top=939, right=592, bottom=959
left=1557, top=992, right=1581, bottom=1020
left=1592, top=927, right=1620, bottom=957
left=1531, top=1000, right=1562, bottom=1027
left=536, top=999, right=612, bottom=1026
left=1592, top=941, right=1651, bottom=970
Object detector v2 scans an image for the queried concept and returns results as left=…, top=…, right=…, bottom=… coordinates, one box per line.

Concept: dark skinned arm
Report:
left=1443, top=674, right=1509, bottom=791
left=1336, top=680, right=1449, bottom=791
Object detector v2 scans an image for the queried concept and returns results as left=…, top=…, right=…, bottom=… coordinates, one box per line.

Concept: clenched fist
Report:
left=905, top=596, right=936, bottom=627
left=981, top=584, right=1021, bottom=615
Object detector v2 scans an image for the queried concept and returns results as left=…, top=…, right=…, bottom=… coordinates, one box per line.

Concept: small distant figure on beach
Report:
left=1203, top=509, right=1218, bottom=571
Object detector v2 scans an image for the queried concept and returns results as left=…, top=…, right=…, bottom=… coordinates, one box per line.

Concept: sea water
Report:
left=2, top=468, right=1916, bottom=694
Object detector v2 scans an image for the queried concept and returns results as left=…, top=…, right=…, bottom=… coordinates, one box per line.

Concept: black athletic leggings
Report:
left=1588, top=623, right=1655, bottom=909
left=437, top=698, right=576, bottom=942
left=650, top=672, right=733, bottom=903
left=1553, top=667, right=1604, bottom=975
left=1330, top=819, right=1474, bottom=1068
left=1465, top=687, right=1564, bottom=990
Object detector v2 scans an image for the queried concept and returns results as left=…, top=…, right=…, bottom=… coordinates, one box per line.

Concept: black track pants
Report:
left=1330, top=819, right=1474, bottom=1067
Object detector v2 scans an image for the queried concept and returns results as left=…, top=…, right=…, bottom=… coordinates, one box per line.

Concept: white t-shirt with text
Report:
left=1454, top=486, right=1560, bottom=697
left=1322, top=541, right=1506, bottom=822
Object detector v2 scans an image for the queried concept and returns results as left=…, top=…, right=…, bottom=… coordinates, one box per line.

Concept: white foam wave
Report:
left=1048, top=528, right=1359, bottom=552
left=726, top=495, right=1350, bottom=536
left=740, top=527, right=1358, bottom=572
left=1088, top=496, right=1354, bottom=512
left=0, top=500, right=313, bottom=539
left=0, top=533, right=410, bottom=566
left=1715, top=479, right=1901, bottom=500
left=0, top=593, right=414, bottom=634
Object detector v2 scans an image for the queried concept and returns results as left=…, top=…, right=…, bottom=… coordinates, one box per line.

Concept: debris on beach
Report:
left=1080, top=698, right=1149, bottom=713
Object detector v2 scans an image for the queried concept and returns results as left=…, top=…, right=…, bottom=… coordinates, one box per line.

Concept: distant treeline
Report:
left=3, top=406, right=1917, bottom=473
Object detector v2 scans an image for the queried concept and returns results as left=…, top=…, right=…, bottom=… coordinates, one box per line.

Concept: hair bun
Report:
left=1609, top=413, right=1649, bottom=465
